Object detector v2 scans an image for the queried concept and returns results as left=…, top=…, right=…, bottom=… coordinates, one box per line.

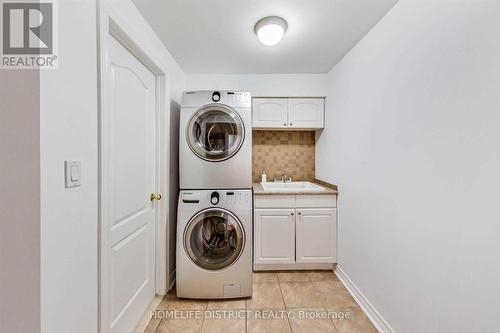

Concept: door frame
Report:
left=97, top=0, right=171, bottom=332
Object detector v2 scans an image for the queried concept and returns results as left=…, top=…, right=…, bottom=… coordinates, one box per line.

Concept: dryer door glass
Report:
left=184, top=208, right=245, bottom=270
left=187, top=105, right=244, bottom=162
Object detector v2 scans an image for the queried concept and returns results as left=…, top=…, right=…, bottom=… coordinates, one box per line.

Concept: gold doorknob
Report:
left=150, top=193, right=162, bottom=201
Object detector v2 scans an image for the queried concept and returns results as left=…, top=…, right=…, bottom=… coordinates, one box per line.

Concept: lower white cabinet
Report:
left=254, top=209, right=295, bottom=264
left=296, top=208, right=337, bottom=263
left=253, top=195, right=337, bottom=269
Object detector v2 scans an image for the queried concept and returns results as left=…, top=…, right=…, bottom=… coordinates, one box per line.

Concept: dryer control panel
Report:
left=217, top=91, right=251, bottom=107
left=179, top=189, right=252, bottom=212
left=181, top=90, right=251, bottom=108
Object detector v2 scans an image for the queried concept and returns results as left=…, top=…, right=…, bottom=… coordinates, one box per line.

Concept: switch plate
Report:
left=65, top=160, right=82, bottom=188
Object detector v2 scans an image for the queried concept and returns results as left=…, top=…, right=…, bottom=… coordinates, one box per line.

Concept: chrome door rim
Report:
left=183, top=208, right=245, bottom=271
left=186, top=104, right=245, bottom=162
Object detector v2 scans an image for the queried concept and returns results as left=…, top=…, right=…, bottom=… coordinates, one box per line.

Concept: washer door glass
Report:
left=187, top=104, right=244, bottom=162
left=184, top=208, right=245, bottom=271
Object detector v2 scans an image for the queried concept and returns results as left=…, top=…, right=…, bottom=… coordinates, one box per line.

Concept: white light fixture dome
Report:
left=254, top=16, right=288, bottom=46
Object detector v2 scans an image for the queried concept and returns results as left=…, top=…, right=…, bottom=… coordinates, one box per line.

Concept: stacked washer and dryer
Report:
left=176, top=91, right=253, bottom=299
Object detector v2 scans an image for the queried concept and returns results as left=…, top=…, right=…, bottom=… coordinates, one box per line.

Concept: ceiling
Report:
left=132, top=0, right=398, bottom=74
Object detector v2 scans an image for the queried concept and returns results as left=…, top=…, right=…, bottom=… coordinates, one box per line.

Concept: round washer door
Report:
left=184, top=208, right=245, bottom=271
left=186, top=104, right=245, bottom=162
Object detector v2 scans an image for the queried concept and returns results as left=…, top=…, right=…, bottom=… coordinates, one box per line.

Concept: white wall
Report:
left=40, top=1, right=98, bottom=332
left=38, top=1, right=185, bottom=332
left=186, top=74, right=328, bottom=97
left=316, top=1, right=500, bottom=332
left=0, top=70, right=40, bottom=333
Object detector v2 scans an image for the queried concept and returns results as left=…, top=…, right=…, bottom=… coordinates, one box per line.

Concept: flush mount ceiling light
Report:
left=254, top=16, right=288, bottom=46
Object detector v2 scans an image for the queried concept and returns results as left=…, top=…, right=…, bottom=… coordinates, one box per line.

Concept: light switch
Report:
left=65, top=160, right=82, bottom=188
left=71, top=165, right=80, bottom=181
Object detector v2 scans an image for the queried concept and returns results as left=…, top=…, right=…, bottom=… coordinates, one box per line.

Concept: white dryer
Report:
left=179, top=91, right=252, bottom=189
left=176, top=189, right=252, bottom=299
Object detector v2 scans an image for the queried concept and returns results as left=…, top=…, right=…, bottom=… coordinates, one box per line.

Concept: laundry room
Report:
left=1, top=1, right=498, bottom=333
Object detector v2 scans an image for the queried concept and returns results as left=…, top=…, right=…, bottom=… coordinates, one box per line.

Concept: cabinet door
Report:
left=296, top=208, right=336, bottom=263
left=252, top=98, right=288, bottom=128
left=288, top=98, right=324, bottom=129
left=254, top=209, right=295, bottom=264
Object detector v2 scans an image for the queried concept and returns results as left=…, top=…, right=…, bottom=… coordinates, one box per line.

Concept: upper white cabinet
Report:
left=288, top=98, right=325, bottom=129
left=252, top=97, right=325, bottom=130
left=252, top=98, right=288, bottom=128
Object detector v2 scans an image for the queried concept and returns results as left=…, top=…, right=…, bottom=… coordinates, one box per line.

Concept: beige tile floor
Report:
left=144, top=270, right=378, bottom=333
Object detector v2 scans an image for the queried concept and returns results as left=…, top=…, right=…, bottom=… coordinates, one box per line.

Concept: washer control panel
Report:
left=210, top=191, right=220, bottom=205
left=222, top=191, right=251, bottom=210
left=179, top=190, right=252, bottom=211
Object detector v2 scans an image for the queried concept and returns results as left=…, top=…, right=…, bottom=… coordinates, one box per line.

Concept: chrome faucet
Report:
left=274, top=174, right=292, bottom=183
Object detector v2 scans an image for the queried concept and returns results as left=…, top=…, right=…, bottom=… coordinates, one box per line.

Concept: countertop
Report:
left=253, top=182, right=338, bottom=195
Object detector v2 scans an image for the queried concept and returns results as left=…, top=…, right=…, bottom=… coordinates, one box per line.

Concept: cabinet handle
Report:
left=298, top=212, right=301, bottom=215
left=291, top=212, right=294, bottom=216
left=283, top=123, right=287, bottom=126
left=290, top=123, right=293, bottom=126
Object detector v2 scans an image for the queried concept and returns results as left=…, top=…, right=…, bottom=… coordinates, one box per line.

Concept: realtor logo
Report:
left=1, top=0, right=57, bottom=69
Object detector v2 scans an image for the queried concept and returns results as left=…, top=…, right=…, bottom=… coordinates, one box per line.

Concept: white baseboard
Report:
left=335, top=265, right=396, bottom=333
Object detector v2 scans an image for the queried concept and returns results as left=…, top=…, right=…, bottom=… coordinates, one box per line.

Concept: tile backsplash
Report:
left=252, top=130, right=315, bottom=183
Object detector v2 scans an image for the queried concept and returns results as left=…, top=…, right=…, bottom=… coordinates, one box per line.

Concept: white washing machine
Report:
left=176, top=189, right=252, bottom=299
left=179, top=91, right=252, bottom=189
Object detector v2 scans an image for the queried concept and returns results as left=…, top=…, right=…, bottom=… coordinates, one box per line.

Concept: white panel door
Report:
left=296, top=208, right=336, bottom=263
left=103, top=35, right=157, bottom=333
left=254, top=209, right=295, bottom=264
left=252, top=98, right=288, bottom=128
left=288, top=98, right=325, bottom=129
